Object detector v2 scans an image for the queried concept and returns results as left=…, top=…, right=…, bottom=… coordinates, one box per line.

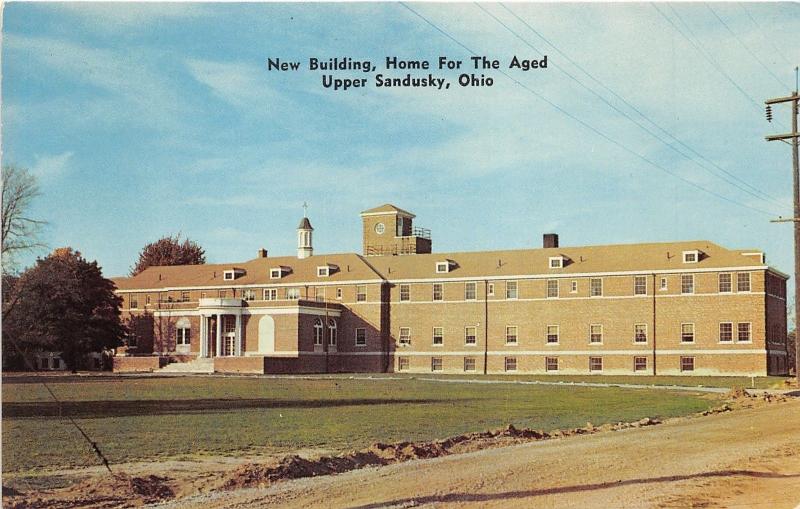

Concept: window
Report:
left=355, top=328, right=366, bottom=346
left=317, top=267, right=327, bottom=277
left=314, top=319, right=324, bottom=346
left=487, top=283, right=495, bottom=296
left=681, top=323, right=695, bottom=343
left=176, top=326, right=191, bottom=345
left=547, top=279, right=559, bottom=298
left=738, top=322, right=752, bottom=342
left=286, top=288, right=301, bottom=300
left=660, top=277, right=667, bottom=291
left=464, top=357, right=476, bottom=372
left=737, top=272, right=751, bottom=292
left=590, top=278, right=603, bottom=297
left=433, top=283, right=443, bottom=301
left=465, top=326, right=477, bottom=345
left=570, top=281, right=577, bottom=293
left=435, top=262, right=450, bottom=273
left=718, top=273, right=732, bottom=293
left=399, top=327, right=411, bottom=346
left=218, top=290, right=227, bottom=298
left=465, top=282, right=477, bottom=300
left=506, top=326, right=518, bottom=345
left=590, top=324, right=603, bottom=344
left=634, top=324, right=647, bottom=343
left=314, top=288, right=325, bottom=302
left=682, top=250, right=699, bottom=263
left=180, top=291, right=190, bottom=302
left=546, top=325, right=559, bottom=344
left=146, top=295, right=152, bottom=305
left=506, top=281, right=518, bottom=299
left=634, top=276, right=647, bottom=295
left=130, top=296, right=139, bottom=309
left=719, top=322, right=733, bottom=342
left=336, top=288, right=343, bottom=300
left=680, top=356, right=695, bottom=372
left=431, top=357, right=443, bottom=372
left=681, top=274, right=694, bottom=294
left=549, top=256, right=563, bottom=269
left=356, top=285, right=367, bottom=302
left=589, top=356, right=603, bottom=372
left=263, top=288, right=277, bottom=301
left=328, top=319, right=337, bottom=346
left=504, top=357, right=517, bottom=372
left=243, top=289, right=256, bottom=301
left=400, top=284, right=410, bottom=301
left=546, top=357, right=559, bottom=372
left=375, top=222, right=385, bottom=234
left=432, top=327, right=443, bottom=345
left=634, top=356, right=648, bottom=372
left=398, top=357, right=409, bottom=371
left=223, top=271, right=234, bottom=281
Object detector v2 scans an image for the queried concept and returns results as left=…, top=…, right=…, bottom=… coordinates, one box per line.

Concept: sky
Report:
left=3, top=3, right=800, bottom=301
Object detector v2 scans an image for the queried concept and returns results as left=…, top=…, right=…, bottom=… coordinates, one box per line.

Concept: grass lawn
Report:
left=2, top=374, right=721, bottom=473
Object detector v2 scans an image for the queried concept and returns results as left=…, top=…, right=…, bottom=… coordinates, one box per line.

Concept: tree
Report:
left=3, top=248, right=126, bottom=371
left=130, top=234, right=205, bottom=276
left=2, top=165, right=46, bottom=272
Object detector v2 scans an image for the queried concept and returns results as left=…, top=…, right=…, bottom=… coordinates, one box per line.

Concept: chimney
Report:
left=257, top=248, right=268, bottom=258
left=543, top=233, right=559, bottom=249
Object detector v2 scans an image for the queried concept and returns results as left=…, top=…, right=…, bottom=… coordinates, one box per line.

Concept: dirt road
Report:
left=162, top=399, right=800, bottom=509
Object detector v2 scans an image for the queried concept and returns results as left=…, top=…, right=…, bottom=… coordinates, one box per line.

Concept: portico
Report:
left=198, top=298, right=244, bottom=357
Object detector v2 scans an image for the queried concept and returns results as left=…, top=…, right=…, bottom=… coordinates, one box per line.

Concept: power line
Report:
left=398, top=2, right=783, bottom=218
left=740, top=4, right=794, bottom=69
left=706, top=3, right=792, bottom=91
left=490, top=3, right=787, bottom=210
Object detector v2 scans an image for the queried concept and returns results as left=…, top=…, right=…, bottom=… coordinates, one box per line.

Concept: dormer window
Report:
left=682, top=250, right=700, bottom=263
left=223, top=268, right=246, bottom=280
left=549, top=256, right=564, bottom=269
left=436, top=260, right=454, bottom=273
left=316, top=264, right=339, bottom=277
left=270, top=266, right=291, bottom=279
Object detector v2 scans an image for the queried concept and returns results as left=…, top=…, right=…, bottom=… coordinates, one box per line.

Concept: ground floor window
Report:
left=634, top=356, right=647, bottom=372
left=589, top=356, right=603, bottom=372
left=737, top=323, right=751, bottom=342
left=431, top=357, right=443, bottom=372
left=398, top=357, right=409, bottom=371
left=545, top=357, right=558, bottom=372
left=680, top=356, right=695, bottom=372
left=464, top=357, right=476, bottom=372
left=355, top=328, right=366, bottom=346
left=504, top=357, right=517, bottom=372
left=176, top=327, right=191, bottom=346
left=314, top=319, right=324, bottom=346
left=328, top=319, right=337, bottom=346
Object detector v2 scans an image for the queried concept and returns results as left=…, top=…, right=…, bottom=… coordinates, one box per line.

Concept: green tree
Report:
left=4, top=248, right=125, bottom=370
left=130, top=234, right=205, bottom=276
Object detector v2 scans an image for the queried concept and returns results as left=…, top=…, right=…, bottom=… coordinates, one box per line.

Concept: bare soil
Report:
left=4, top=391, right=798, bottom=509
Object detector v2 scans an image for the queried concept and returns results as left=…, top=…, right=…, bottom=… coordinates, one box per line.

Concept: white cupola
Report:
left=297, top=206, right=314, bottom=259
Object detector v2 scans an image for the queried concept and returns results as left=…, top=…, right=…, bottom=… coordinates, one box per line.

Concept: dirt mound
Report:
left=222, top=418, right=664, bottom=490
left=4, top=473, right=174, bottom=509
left=726, top=387, right=752, bottom=400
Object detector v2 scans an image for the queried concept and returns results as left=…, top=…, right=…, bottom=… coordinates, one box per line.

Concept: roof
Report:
left=112, top=253, right=383, bottom=291
left=360, top=204, right=415, bottom=218
left=111, top=240, right=784, bottom=292
left=298, top=217, right=314, bottom=230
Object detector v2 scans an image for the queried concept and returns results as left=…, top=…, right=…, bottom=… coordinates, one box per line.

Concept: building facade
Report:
left=113, top=204, right=790, bottom=376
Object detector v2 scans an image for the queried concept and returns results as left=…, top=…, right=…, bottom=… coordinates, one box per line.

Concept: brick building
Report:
left=113, top=204, right=790, bottom=376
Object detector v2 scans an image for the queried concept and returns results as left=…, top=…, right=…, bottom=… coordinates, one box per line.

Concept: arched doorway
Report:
left=258, top=315, right=276, bottom=354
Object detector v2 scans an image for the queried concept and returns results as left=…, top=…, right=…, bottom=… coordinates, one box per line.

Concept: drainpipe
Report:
left=484, top=280, right=489, bottom=375
left=652, top=273, right=657, bottom=376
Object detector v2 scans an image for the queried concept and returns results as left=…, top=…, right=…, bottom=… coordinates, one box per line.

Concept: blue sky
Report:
left=3, top=3, right=799, bottom=299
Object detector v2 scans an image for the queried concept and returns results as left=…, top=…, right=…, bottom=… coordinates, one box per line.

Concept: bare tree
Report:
left=2, top=165, right=46, bottom=271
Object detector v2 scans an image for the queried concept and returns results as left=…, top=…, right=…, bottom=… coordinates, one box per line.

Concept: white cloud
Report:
left=30, top=151, right=73, bottom=181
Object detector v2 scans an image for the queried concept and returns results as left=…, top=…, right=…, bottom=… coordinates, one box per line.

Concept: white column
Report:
left=235, top=313, right=242, bottom=356
left=215, top=314, right=222, bottom=357
left=199, top=315, right=206, bottom=357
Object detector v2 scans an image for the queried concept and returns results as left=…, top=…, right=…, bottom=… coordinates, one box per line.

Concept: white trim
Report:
left=116, top=278, right=384, bottom=293
left=392, top=349, right=768, bottom=356
left=360, top=210, right=415, bottom=218
left=156, top=306, right=342, bottom=317
left=385, top=292, right=766, bottom=305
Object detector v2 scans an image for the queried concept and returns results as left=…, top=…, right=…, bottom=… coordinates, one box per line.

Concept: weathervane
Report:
left=302, top=201, right=308, bottom=218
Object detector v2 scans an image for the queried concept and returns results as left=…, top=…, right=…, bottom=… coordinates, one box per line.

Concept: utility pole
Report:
left=766, top=67, right=800, bottom=386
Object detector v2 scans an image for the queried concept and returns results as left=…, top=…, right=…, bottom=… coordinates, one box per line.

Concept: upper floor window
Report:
left=547, top=280, right=559, bottom=298
left=590, top=278, right=603, bottom=297
left=336, top=288, right=343, bottom=300
left=400, top=284, right=410, bottom=301
left=487, top=283, right=495, bottom=296
left=432, top=327, right=443, bottom=345
left=719, top=322, right=733, bottom=342
left=546, top=325, right=559, bottom=344
left=435, top=261, right=452, bottom=273
left=589, top=324, right=603, bottom=344
left=634, top=324, right=647, bottom=343
left=399, top=327, right=411, bottom=345
left=718, top=273, right=732, bottom=293
left=738, top=322, right=752, bottom=342
left=263, top=288, right=278, bottom=301
left=180, top=291, right=190, bottom=302
left=634, top=276, right=647, bottom=295
left=465, top=326, right=477, bottom=345
left=243, top=289, right=256, bottom=301
left=682, top=250, right=700, bottom=263
left=570, top=281, right=577, bottom=293
left=660, top=277, right=668, bottom=291
left=506, top=326, right=518, bottom=345
left=465, top=282, right=477, bottom=300
left=681, top=323, right=695, bottom=343
left=681, top=274, right=694, bottom=294
left=129, top=296, right=139, bottom=309
left=549, top=256, right=564, bottom=269
left=433, top=283, right=443, bottom=301
left=286, top=288, right=301, bottom=300
left=505, top=281, right=518, bottom=299
left=737, top=272, right=751, bottom=292
left=356, top=285, right=367, bottom=302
